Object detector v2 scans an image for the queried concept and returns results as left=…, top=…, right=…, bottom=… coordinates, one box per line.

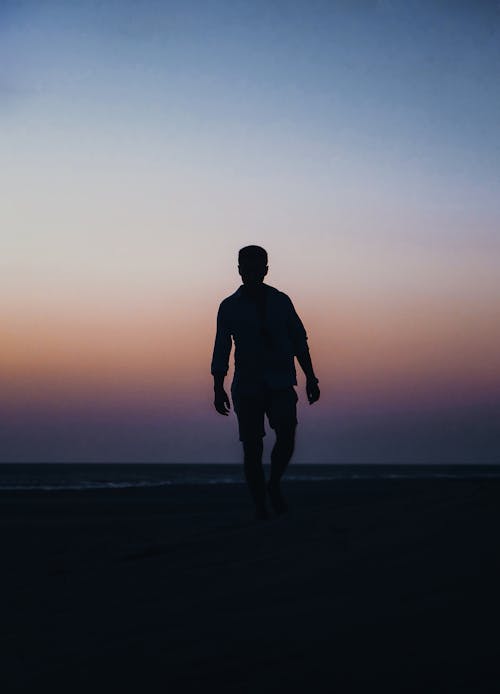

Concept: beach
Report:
left=2, top=475, right=499, bottom=692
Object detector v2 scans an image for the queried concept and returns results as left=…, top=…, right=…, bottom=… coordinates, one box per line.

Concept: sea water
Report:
left=0, top=463, right=498, bottom=491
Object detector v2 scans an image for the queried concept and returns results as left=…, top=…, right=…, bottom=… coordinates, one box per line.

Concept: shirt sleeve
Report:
left=211, top=301, right=232, bottom=375
left=286, top=296, right=309, bottom=355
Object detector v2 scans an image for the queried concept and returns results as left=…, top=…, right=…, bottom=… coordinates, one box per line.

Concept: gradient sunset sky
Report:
left=2, top=0, right=499, bottom=463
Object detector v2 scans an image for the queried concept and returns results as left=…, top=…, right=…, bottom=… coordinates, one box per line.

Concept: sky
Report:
left=1, top=0, right=499, bottom=463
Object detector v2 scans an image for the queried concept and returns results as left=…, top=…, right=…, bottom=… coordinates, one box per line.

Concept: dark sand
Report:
left=1, top=479, right=499, bottom=693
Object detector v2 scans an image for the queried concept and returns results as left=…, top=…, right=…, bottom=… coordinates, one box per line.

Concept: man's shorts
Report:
left=231, top=386, right=298, bottom=442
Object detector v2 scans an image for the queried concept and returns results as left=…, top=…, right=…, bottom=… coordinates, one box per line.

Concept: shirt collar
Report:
left=236, top=283, right=267, bottom=299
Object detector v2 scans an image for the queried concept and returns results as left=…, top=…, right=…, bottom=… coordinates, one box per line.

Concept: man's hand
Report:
left=306, top=378, right=320, bottom=405
left=214, top=388, right=231, bottom=415
left=296, top=349, right=320, bottom=404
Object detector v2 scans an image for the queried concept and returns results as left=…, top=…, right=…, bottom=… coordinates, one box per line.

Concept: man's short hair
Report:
left=238, top=245, right=268, bottom=265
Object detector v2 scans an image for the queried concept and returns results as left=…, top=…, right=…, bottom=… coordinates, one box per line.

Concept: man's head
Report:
left=238, top=245, right=268, bottom=288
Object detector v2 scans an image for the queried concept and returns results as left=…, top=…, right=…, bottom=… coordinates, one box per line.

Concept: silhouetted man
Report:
left=211, top=245, right=320, bottom=519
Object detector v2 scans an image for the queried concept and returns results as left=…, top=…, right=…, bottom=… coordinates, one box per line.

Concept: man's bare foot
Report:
left=267, top=481, right=288, bottom=515
left=254, top=506, right=270, bottom=521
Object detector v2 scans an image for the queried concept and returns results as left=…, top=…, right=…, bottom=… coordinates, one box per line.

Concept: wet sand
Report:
left=1, top=478, right=499, bottom=692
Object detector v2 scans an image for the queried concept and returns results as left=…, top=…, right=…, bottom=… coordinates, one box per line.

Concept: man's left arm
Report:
left=286, top=297, right=320, bottom=405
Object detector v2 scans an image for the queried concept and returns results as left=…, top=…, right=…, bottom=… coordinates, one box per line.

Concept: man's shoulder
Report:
left=218, top=288, right=241, bottom=311
left=265, top=284, right=292, bottom=304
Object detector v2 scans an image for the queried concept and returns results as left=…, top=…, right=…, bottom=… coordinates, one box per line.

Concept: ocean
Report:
left=0, top=463, right=498, bottom=491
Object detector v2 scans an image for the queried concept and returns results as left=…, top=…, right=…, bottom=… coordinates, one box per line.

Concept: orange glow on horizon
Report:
left=2, top=292, right=499, bottom=409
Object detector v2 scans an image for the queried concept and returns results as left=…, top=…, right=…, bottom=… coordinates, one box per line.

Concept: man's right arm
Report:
left=211, top=302, right=232, bottom=416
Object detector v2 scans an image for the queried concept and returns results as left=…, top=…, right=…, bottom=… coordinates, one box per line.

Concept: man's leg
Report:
left=232, top=390, right=267, bottom=518
left=267, top=387, right=298, bottom=514
left=242, top=438, right=267, bottom=519
left=269, top=422, right=296, bottom=487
